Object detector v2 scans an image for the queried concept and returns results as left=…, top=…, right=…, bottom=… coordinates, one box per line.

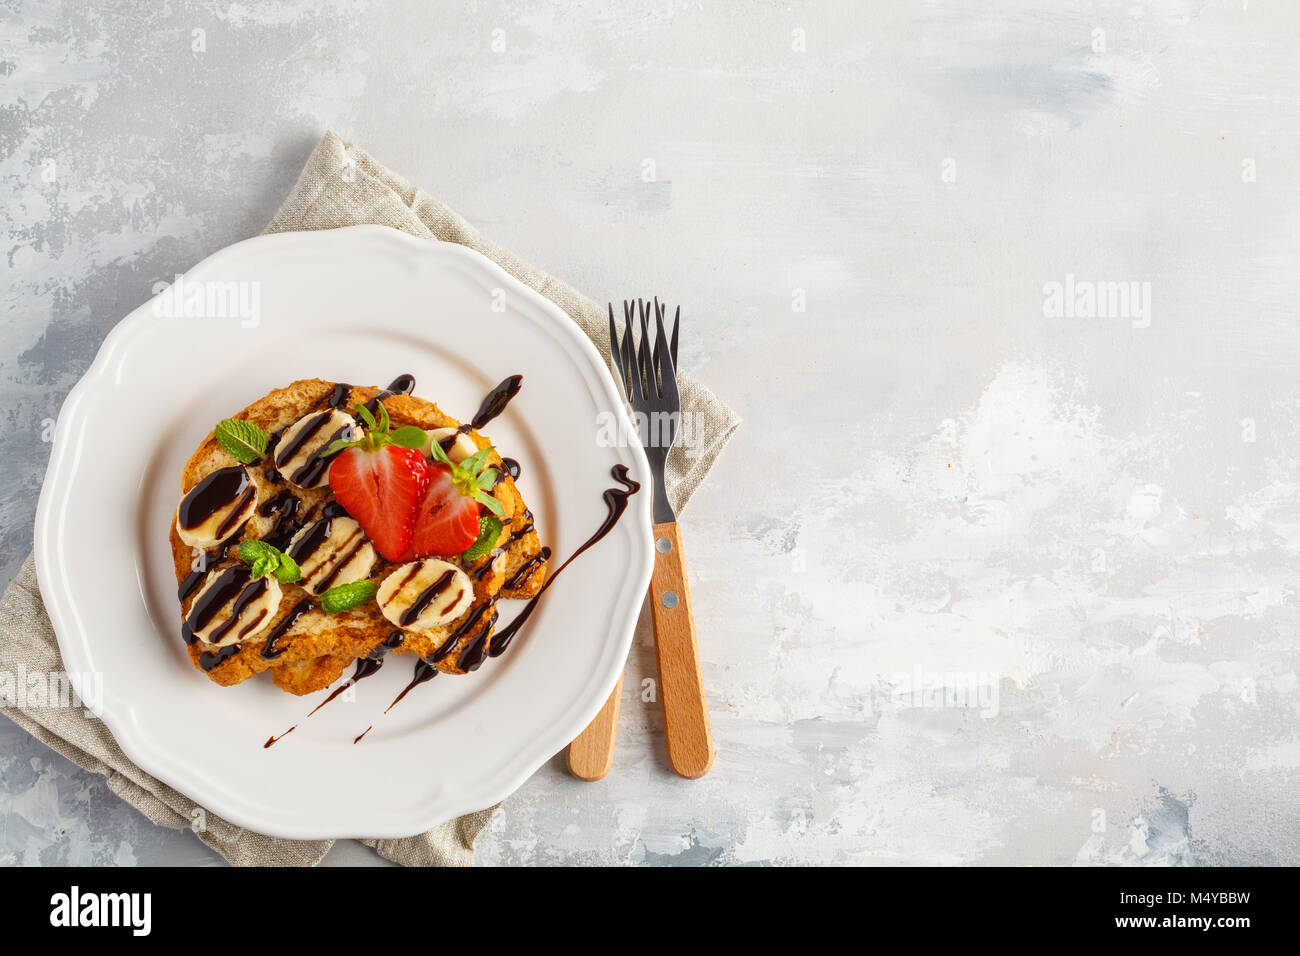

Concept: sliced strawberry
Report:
left=329, top=445, right=430, bottom=561
left=402, top=463, right=482, bottom=559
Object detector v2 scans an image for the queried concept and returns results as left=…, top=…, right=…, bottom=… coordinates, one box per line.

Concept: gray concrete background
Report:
left=3, top=1, right=1299, bottom=865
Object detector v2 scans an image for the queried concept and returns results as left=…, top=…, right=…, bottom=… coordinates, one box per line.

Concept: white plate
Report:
left=34, top=225, right=653, bottom=840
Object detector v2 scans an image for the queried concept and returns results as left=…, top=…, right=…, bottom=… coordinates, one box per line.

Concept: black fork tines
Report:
left=607, top=298, right=680, bottom=403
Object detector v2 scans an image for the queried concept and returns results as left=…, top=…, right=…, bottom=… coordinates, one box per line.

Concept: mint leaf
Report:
left=376, top=400, right=390, bottom=434
left=460, top=446, right=493, bottom=475
left=476, top=468, right=499, bottom=490
left=239, top=539, right=278, bottom=566
left=474, top=491, right=505, bottom=517
left=238, top=539, right=300, bottom=583
left=321, top=579, right=378, bottom=615
left=461, top=514, right=503, bottom=561
left=215, top=418, right=268, bottom=464
left=427, top=434, right=453, bottom=466
left=272, top=552, right=301, bottom=584
left=354, top=403, right=378, bottom=430
left=390, top=425, right=428, bottom=449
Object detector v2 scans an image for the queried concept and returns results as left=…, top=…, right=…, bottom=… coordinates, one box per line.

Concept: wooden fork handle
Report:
left=567, top=671, right=624, bottom=780
left=650, top=521, right=715, bottom=778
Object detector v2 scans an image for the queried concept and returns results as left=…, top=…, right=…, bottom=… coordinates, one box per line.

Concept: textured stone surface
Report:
left=2, top=1, right=1298, bottom=865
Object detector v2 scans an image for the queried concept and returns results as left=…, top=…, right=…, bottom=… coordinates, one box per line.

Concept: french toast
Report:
left=170, top=376, right=548, bottom=696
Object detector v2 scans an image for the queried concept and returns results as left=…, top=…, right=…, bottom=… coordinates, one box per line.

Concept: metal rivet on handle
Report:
left=656, top=537, right=672, bottom=553
left=661, top=591, right=678, bottom=609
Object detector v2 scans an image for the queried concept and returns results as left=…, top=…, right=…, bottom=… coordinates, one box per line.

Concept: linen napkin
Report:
left=0, top=131, right=740, bottom=866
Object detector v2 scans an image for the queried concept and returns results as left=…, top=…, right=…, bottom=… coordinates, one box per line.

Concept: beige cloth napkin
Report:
left=0, top=131, right=739, bottom=866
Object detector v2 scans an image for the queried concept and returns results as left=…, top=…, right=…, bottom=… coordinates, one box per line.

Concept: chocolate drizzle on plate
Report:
left=384, top=659, right=439, bottom=714
left=467, top=374, right=522, bottom=431
left=489, top=465, right=640, bottom=659
left=265, top=630, right=407, bottom=745
left=304, top=655, right=385, bottom=717
left=382, top=465, right=641, bottom=712
left=264, top=727, right=296, bottom=749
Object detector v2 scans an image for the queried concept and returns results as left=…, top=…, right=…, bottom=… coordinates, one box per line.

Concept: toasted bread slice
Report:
left=171, top=378, right=547, bottom=694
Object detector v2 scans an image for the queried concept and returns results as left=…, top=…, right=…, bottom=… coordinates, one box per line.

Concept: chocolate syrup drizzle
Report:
left=362, top=374, right=416, bottom=417
left=381, top=465, right=641, bottom=714
left=466, top=374, right=522, bottom=431
left=385, top=659, right=439, bottom=715
left=496, top=457, right=521, bottom=487
left=182, top=563, right=273, bottom=666
left=399, top=569, right=458, bottom=627
left=274, top=410, right=332, bottom=469
left=328, top=382, right=353, bottom=409
left=263, top=631, right=407, bottom=747
left=291, top=423, right=353, bottom=486
left=182, top=565, right=252, bottom=644
left=261, top=598, right=313, bottom=660
left=489, top=466, right=640, bottom=659
left=177, top=465, right=252, bottom=536
left=177, top=524, right=246, bottom=603
left=258, top=490, right=303, bottom=551
left=199, top=645, right=241, bottom=672
left=473, top=509, right=534, bottom=581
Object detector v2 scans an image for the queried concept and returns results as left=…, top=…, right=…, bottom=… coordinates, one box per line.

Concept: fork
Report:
left=566, top=299, right=715, bottom=780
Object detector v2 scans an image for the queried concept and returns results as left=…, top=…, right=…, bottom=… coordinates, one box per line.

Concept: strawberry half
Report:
left=402, top=463, right=484, bottom=558
left=402, top=434, right=507, bottom=560
left=325, top=402, right=433, bottom=561
left=330, top=445, right=430, bottom=561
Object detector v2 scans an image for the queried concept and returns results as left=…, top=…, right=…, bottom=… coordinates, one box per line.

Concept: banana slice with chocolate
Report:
left=182, top=565, right=282, bottom=647
left=273, top=409, right=360, bottom=489
left=287, top=515, right=377, bottom=595
left=377, top=558, right=474, bottom=631
left=176, top=465, right=258, bottom=549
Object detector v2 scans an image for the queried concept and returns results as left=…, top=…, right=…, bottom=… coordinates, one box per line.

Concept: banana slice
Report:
left=176, top=464, right=258, bottom=550
left=424, top=427, right=477, bottom=463
left=377, top=559, right=474, bottom=631
left=184, top=565, right=282, bottom=647
left=274, top=408, right=361, bottom=489
left=287, top=516, right=377, bottom=595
